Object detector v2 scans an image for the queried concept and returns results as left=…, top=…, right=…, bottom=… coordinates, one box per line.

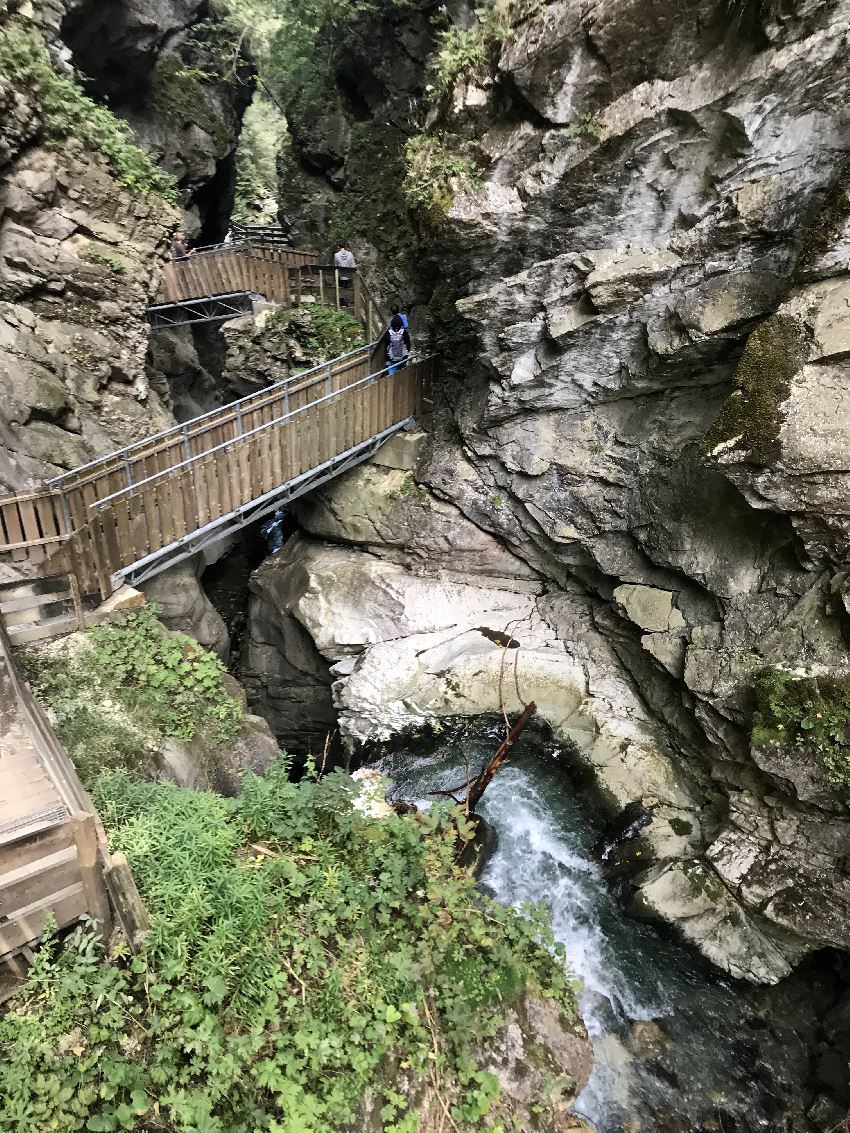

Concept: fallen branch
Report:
left=465, top=701, right=537, bottom=814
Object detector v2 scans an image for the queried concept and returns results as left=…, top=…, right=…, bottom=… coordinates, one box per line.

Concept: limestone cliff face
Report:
left=0, top=0, right=247, bottom=492
left=257, top=0, right=850, bottom=983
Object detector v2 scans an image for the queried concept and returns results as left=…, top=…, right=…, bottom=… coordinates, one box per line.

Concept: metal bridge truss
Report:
left=114, top=418, right=414, bottom=588
left=147, top=291, right=256, bottom=329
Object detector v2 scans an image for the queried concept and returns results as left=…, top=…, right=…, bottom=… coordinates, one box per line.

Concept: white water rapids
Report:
left=375, top=717, right=815, bottom=1132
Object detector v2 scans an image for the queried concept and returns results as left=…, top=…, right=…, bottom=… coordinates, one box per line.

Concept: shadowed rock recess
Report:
left=248, top=0, right=850, bottom=983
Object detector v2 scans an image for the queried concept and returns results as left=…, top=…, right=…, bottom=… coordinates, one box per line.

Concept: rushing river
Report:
left=374, top=717, right=827, bottom=1133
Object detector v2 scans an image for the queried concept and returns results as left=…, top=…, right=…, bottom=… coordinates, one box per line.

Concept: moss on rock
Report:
left=795, top=161, right=850, bottom=277
left=150, top=55, right=230, bottom=153
left=703, top=312, right=808, bottom=465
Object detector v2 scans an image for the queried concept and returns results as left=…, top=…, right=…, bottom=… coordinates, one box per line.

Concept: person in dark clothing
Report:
left=386, top=313, right=411, bottom=370
left=389, top=303, right=409, bottom=330
left=171, top=233, right=192, bottom=260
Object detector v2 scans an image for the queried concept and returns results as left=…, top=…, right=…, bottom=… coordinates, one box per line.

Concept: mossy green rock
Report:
left=703, top=313, right=809, bottom=465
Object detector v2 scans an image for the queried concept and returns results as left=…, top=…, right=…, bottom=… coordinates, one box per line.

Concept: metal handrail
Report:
left=88, top=357, right=431, bottom=510
left=43, top=343, right=375, bottom=492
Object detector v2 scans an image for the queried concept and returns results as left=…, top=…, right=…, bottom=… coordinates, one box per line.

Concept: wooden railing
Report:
left=0, top=620, right=148, bottom=961
left=231, top=221, right=290, bottom=245
left=74, top=357, right=430, bottom=596
left=155, top=245, right=386, bottom=343
left=157, top=244, right=319, bottom=305
left=0, top=354, right=431, bottom=599
left=0, top=574, right=86, bottom=645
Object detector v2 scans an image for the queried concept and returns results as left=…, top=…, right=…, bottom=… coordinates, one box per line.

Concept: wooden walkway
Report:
left=0, top=619, right=146, bottom=969
left=0, top=241, right=432, bottom=599
left=151, top=243, right=386, bottom=341
left=0, top=237, right=422, bottom=970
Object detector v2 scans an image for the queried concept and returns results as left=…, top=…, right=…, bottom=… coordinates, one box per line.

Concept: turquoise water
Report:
left=374, top=717, right=818, bottom=1132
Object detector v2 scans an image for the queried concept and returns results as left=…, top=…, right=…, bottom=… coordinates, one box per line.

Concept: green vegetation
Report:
left=0, top=25, right=178, bottom=201
left=19, top=604, right=243, bottom=784
left=386, top=475, right=428, bottom=501
left=427, top=0, right=543, bottom=100
left=795, top=162, right=850, bottom=277
left=752, top=669, right=850, bottom=794
left=404, top=134, right=481, bottom=218
left=564, top=113, right=604, bottom=141
left=233, top=93, right=288, bottom=220
left=0, top=759, right=579, bottom=1132
left=82, top=247, right=127, bottom=274
left=269, top=303, right=366, bottom=356
left=702, top=313, right=808, bottom=465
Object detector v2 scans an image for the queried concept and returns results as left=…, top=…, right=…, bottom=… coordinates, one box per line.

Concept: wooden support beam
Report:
left=104, top=851, right=149, bottom=951
left=70, top=812, right=112, bottom=941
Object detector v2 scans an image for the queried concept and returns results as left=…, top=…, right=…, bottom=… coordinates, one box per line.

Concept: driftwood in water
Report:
left=465, top=702, right=537, bottom=813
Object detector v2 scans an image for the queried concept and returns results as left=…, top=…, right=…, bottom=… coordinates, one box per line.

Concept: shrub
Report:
left=87, top=604, right=243, bottom=744
left=752, top=669, right=850, bottom=793
left=0, top=760, right=580, bottom=1132
left=81, top=247, right=127, bottom=274
left=403, top=134, right=481, bottom=217
left=428, top=0, right=544, bottom=100
left=268, top=303, right=366, bottom=357
left=19, top=604, right=243, bottom=787
left=0, top=25, right=178, bottom=201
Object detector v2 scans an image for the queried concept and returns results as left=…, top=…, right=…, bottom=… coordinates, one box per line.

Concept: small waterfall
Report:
left=376, top=717, right=817, bottom=1132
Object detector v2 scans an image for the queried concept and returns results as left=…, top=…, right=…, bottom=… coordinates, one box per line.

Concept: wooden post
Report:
left=67, top=571, right=85, bottom=631
left=103, top=851, right=149, bottom=951
left=70, top=812, right=112, bottom=941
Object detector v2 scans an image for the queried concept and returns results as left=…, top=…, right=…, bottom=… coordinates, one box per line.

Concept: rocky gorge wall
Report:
left=249, top=0, right=850, bottom=985
left=0, top=0, right=247, bottom=496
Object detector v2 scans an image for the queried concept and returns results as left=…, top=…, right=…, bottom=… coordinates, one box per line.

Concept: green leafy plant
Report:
left=19, top=604, right=243, bottom=787
left=564, top=112, right=604, bottom=140
left=752, top=669, right=850, bottom=793
left=81, top=247, right=127, bottom=274
left=87, top=604, right=243, bottom=744
left=0, top=759, right=581, bottom=1132
left=0, top=25, right=178, bottom=201
left=428, top=0, right=544, bottom=99
left=404, top=134, right=482, bottom=217
left=268, top=302, right=366, bottom=357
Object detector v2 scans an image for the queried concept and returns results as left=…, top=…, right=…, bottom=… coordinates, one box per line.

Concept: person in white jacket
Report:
left=333, top=242, right=356, bottom=268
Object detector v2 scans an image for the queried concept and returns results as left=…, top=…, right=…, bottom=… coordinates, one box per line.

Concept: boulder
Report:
left=141, top=560, right=230, bottom=661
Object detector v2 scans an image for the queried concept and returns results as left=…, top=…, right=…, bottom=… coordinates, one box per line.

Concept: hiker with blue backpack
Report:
left=386, top=313, right=411, bottom=372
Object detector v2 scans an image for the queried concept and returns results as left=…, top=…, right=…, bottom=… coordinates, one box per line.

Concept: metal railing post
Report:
left=326, top=364, right=333, bottom=397
left=182, top=424, right=191, bottom=462
left=123, top=455, right=133, bottom=488
left=58, top=486, right=72, bottom=536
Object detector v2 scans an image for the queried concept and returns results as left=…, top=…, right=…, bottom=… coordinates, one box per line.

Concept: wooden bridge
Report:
left=149, top=241, right=386, bottom=341
left=0, top=240, right=432, bottom=602
left=0, top=236, right=431, bottom=967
